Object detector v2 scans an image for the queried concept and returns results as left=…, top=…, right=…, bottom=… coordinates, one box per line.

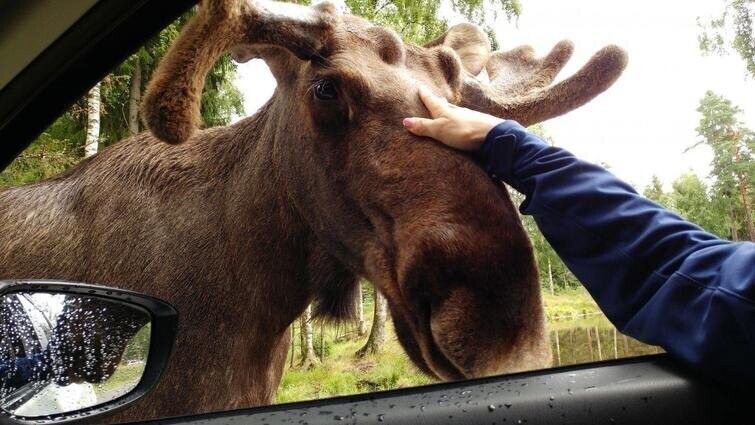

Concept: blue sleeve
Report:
left=477, top=120, right=755, bottom=385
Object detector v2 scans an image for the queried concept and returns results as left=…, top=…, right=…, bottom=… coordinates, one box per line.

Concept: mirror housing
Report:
left=0, top=280, right=177, bottom=424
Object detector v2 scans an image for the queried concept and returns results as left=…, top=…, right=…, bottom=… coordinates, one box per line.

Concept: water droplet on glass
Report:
left=488, top=405, right=496, bottom=412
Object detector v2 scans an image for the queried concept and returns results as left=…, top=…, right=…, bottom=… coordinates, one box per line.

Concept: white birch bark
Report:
left=299, top=304, right=319, bottom=368
left=84, top=82, right=101, bottom=158
left=356, top=280, right=366, bottom=336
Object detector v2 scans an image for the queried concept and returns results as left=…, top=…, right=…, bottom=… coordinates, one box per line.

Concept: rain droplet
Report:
left=378, top=414, right=385, bottom=422
left=488, top=405, right=496, bottom=412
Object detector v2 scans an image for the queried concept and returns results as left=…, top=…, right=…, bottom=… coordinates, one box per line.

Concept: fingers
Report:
left=418, top=86, right=449, bottom=118
left=402, top=117, right=437, bottom=137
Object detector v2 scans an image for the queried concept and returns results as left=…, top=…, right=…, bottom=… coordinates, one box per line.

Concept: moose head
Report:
left=142, top=0, right=627, bottom=381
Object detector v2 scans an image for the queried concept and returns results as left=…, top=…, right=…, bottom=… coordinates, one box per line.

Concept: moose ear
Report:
left=425, top=23, right=491, bottom=75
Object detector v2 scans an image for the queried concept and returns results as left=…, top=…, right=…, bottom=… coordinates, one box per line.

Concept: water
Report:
left=547, top=313, right=663, bottom=367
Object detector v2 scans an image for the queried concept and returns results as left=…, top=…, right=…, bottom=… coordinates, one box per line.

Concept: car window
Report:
left=1, top=1, right=753, bottom=423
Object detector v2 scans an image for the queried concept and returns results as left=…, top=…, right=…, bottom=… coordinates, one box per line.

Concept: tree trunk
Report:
left=729, top=204, right=740, bottom=242
left=738, top=178, right=755, bottom=241
left=732, top=143, right=754, bottom=240
left=299, top=304, right=319, bottom=368
left=289, top=323, right=295, bottom=368
left=357, top=290, right=387, bottom=357
left=356, top=280, right=367, bottom=336
left=84, top=82, right=101, bottom=158
left=128, top=56, right=142, bottom=135
left=594, top=326, right=603, bottom=361
left=547, top=259, right=554, bottom=296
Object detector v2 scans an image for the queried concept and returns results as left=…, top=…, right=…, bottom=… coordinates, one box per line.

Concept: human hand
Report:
left=402, top=86, right=504, bottom=151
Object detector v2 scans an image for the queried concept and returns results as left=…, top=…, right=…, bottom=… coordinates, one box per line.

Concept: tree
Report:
left=84, top=83, right=101, bottom=158
left=344, top=0, right=520, bottom=44
left=692, top=91, right=754, bottom=240
left=355, top=280, right=367, bottom=336
left=670, top=173, right=730, bottom=237
left=298, top=304, right=320, bottom=368
left=643, top=175, right=671, bottom=207
left=698, top=0, right=755, bottom=78
left=357, top=288, right=387, bottom=357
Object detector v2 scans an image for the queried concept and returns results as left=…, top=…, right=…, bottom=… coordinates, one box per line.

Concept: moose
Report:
left=0, top=0, right=627, bottom=421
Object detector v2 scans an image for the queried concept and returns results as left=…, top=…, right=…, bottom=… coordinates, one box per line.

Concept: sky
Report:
left=235, top=0, right=755, bottom=191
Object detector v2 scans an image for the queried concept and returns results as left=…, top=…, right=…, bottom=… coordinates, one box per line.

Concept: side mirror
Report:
left=0, top=280, right=177, bottom=424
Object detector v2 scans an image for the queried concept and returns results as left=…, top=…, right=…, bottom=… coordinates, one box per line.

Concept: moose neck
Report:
left=217, top=97, right=320, bottom=334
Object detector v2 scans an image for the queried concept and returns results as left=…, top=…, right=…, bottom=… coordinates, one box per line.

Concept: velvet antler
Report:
left=430, top=24, right=628, bottom=126
left=142, top=0, right=339, bottom=145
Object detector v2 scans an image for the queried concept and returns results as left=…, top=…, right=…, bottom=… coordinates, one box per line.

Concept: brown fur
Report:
left=0, top=1, right=627, bottom=422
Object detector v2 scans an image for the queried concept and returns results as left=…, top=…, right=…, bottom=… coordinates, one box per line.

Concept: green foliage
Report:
left=344, top=0, right=519, bottom=44
left=0, top=120, right=81, bottom=188
left=643, top=175, right=670, bottom=205
left=691, top=91, right=754, bottom=240
left=669, top=173, right=729, bottom=237
left=123, top=323, right=151, bottom=361
left=699, top=0, right=755, bottom=78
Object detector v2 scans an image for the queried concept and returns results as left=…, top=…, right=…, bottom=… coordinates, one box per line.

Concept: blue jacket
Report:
left=478, top=120, right=755, bottom=385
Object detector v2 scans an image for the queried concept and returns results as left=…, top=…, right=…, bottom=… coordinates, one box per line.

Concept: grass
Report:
left=541, top=286, right=601, bottom=320
left=93, top=362, right=145, bottom=395
left=277, top=320, right=433, bottom=403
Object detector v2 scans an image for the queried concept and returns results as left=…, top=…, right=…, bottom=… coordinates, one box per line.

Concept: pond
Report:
left=547, top=313, right=663, bottom=367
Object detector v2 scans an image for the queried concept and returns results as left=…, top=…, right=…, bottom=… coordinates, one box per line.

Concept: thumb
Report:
left=402, top=117, right=437, bottom=138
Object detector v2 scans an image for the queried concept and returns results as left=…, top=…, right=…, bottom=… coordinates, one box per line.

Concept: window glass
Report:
left=1, top=0, right=753, bottom=422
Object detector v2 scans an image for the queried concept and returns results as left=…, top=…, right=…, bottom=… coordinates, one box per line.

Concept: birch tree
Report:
left=84, top=82, right=101, bottom=158
left=298, top=304, right=319, bottom=368
left=355, top=280, right=367, bottom=336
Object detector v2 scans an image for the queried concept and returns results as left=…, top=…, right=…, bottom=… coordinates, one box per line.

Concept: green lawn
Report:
left=541, top=286, right=601, bottom=320
left=277, top=319, right=433, bottom=403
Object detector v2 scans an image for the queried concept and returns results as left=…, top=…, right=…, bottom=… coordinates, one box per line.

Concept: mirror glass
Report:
left=0, top=292, right=150, bottom=418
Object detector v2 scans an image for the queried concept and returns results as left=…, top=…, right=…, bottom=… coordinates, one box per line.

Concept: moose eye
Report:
left=313, top=79, right=338, bottom=101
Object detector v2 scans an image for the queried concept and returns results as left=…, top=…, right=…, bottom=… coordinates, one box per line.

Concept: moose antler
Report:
left=430, top=24, right=628, bottom=127
left=142, top=0, right=339, bottom=145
